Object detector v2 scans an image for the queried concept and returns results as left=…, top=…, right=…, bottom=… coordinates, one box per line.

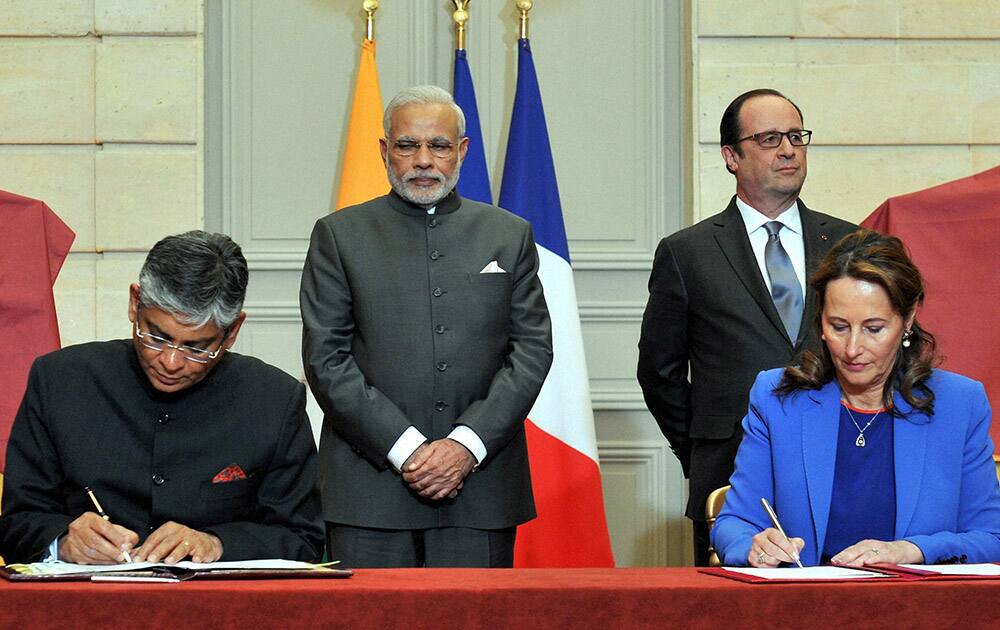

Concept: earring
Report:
left=902, top=330, right=912, bottom=348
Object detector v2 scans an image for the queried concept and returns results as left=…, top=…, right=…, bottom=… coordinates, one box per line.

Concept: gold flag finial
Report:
left=452, top=1, right=470, bottom=51
left=363, top=0, right=379, bottom=41
left=516, top=0, right=532, bottom=40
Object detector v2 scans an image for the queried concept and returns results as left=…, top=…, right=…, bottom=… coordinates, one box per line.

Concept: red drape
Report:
left=862, top=166, right=1000, bottom=450
left=0, top=189, right=75, bottom=471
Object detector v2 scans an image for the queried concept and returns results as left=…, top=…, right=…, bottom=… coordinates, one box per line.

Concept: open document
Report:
left=2, top=558, right=351, bottom=582
left=701, top=565, right=899, bottom=584
left=725, top=566, right=885, bottom=580
left=890, top=563, right=1000, bottom=577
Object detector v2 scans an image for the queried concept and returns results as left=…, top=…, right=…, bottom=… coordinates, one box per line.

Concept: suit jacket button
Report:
left=434, top=324, right=445, bottom=334
left=435, top=400, right=447, bottom=411
left=430, top=250, right=440, bottom=260
left=157, top=412, right=171, bottom=425
left=152, top=474, right=166, bottom=486
left=436, top=362, right=448, bottom=372
left=428, top=218, right=438, bottom=228
left=432, top=287, right=443, bottom=297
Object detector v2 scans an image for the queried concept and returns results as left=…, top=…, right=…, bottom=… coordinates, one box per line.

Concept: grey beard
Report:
left=387, top=163, right=462, bottom=207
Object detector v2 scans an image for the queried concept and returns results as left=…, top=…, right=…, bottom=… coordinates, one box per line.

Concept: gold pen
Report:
left=760, top=497, right=804, bottom=568
left=84, top=486, right=134, bottom=563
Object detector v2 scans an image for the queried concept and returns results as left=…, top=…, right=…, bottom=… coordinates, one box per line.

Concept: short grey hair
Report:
left=383, top=85, right=466, bottom=138
left=137, top=231, right=248, bottom=329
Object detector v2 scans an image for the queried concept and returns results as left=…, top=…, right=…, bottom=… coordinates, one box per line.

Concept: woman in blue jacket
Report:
left=713, top=229, right=1000, bottom=567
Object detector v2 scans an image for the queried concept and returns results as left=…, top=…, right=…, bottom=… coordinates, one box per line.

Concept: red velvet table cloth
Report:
left=2, top=568, right=999, bottom=629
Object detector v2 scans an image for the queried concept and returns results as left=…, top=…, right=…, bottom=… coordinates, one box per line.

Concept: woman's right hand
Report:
left=748, top=527, right=805, bottom=567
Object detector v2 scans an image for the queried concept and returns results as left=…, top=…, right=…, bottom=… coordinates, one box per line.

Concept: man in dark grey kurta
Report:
left=300, top=85, right=552, bottom=567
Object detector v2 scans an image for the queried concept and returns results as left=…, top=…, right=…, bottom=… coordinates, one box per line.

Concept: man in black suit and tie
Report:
left=300, top=85, right=552, bottom=568
left=637, top=89, right=856, bottom=565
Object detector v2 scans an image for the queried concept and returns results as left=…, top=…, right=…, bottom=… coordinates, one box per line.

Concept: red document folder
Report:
left=699, top=566, right=904, bottom=584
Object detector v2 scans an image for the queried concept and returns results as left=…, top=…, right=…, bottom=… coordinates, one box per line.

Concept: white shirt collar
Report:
left=735, top=197, right=802, bottom=235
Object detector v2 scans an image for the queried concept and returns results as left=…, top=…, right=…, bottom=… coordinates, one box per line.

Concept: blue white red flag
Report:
left=499, top=38, right=614, bottom=568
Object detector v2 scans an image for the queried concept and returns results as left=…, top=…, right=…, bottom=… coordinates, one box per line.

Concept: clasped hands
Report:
left=402, top=438, right=475, bottom=500
left=748, top=528, right=923, bottom=567
left=59, top=512, right=223, bottom=565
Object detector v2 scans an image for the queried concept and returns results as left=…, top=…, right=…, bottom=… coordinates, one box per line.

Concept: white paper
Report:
left=725, top=566, right=884, bottom=580
left=10, top=558, right=317, bottom=576
left=899, top=563, right=1000, bottom=576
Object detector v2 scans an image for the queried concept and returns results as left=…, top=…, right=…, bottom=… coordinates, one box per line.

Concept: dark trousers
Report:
left=692, top=519, right=711, bottom=567
left=326, top=522, right=517, bottom=568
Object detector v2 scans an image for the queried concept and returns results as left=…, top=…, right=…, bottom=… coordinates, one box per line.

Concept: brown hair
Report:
left=776, top=228, right=937, bottom=414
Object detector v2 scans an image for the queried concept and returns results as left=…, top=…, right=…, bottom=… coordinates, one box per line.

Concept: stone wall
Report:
left=0, top=0, right=202, bottom=345
left=692, top=0, right=1000, bottom=225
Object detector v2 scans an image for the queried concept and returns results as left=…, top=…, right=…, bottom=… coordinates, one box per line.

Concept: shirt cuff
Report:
left=447, top=425, right=486, bottom=466
left=44, top=536, right=60, bottom=562
left=387, top=426, right=428, bottom=473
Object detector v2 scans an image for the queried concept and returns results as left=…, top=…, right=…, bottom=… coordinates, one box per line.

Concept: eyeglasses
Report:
left=390, top=140, right=456, bottom=158
left=134, top=323, right=227, bottom=364
left=735, top=129, right=812, bottom=148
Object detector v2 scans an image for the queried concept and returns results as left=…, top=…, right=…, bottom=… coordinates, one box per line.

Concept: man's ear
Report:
left=128, top=283, right=141, bottom=323
left=721, top=145, right=740, bottom=174
left=222, top=312, right=247, bottom=349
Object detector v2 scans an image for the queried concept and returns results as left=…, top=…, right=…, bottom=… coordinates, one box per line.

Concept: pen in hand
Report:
left=760, top=497, right=804, bottom=568
left=84, top=486, right=134, bottom=563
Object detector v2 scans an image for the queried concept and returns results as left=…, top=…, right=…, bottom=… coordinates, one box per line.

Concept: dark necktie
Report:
left=763, top=221, right=803, bottom=342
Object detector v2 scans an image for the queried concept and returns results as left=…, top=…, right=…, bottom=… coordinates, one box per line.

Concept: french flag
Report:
left=499, top=39, right=614, bottom=567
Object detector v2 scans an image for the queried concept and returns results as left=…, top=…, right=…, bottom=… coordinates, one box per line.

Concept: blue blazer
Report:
left=712, top=368, right=1000, bottom=566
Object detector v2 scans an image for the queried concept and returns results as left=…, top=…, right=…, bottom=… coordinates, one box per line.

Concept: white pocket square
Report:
left=479, top=260, right=506, bottom=274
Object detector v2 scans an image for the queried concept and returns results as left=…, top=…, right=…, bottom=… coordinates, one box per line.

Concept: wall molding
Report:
left=596, top=441, right=687, bottom=566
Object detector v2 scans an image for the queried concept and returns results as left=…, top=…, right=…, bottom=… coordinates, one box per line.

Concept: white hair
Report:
left=383, top=85, right=466, bottom=138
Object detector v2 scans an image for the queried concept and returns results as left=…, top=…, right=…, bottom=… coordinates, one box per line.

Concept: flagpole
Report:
left=452, top=1, right=469, bottom=51
left=364, top=0, right=378, bottom=41
left=517, top=0, right=531, bottom=40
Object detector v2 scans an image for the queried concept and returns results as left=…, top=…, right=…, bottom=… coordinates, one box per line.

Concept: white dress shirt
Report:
left=735, top=197, right=806, bottom=297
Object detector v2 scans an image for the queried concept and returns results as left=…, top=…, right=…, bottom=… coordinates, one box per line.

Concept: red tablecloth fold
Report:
left=0, top=189, right=74, bottom=471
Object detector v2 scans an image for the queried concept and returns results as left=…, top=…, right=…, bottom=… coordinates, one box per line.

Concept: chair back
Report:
left=705, top=484, right=731, bottom=567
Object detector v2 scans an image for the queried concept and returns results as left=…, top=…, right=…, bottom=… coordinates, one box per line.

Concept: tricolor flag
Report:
left=453, top=49, right=492, bottom=204
left=335, top=38, right=388, bottom=211
left=499, top=39, right=614, bottom=567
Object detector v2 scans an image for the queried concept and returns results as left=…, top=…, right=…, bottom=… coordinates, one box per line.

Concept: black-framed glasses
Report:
left=735, top=129, right=812, bottom=148
left=390, top=140, right=456, bottom=158
left=133, top=323, right=228, bottom=364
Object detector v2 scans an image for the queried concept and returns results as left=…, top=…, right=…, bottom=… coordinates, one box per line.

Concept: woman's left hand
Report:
left=831, top=539, right=924, bottom=567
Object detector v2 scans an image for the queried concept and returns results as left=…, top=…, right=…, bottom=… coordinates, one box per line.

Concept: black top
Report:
left=0, top=340, right=324, bottom=563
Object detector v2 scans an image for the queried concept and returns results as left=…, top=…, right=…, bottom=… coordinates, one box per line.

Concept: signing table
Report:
left=2, top=567, right=999, bottom=629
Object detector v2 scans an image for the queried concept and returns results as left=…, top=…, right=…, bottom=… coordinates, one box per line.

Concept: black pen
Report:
left=84, top=486, right=133, bottom=563
left=761, top=497, right=804, bottom=568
